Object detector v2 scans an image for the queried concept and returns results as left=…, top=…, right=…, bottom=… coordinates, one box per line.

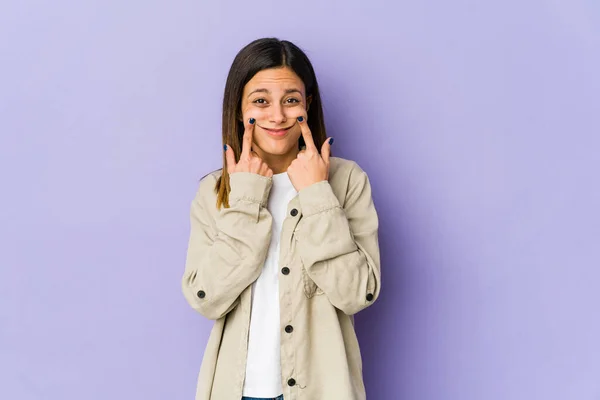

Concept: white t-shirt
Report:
left=242, top=172, right=297, bottom=397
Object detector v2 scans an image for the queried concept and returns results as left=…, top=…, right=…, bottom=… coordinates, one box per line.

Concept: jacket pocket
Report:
left=301, top=262, right=324, bottom=298
left=293, top=226, right=324, bottom=298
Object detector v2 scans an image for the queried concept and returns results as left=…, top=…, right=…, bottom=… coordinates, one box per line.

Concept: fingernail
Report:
left=297, top=116, right=304, bottom=122
left=329, top=138, right=334, bottom=145
left=223, top=144, right=227, bottom=151
left=249, top=118, right=255, bottom=124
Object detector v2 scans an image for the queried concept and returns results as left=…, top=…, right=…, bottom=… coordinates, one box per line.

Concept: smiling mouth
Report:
left=260, top=125, right=292, bottom=136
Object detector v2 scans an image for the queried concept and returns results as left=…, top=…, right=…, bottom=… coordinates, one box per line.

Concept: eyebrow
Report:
left=247, top=88, right=302, bottom=97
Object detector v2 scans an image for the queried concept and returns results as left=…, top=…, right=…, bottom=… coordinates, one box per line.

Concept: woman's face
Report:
left=240, top=67, right=309, bottom=159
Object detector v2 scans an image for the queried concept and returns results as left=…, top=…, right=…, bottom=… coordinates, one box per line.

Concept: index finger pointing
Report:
left=240, top=117, right=255, bottom=159
left=297, top=115, right=316, bottom=151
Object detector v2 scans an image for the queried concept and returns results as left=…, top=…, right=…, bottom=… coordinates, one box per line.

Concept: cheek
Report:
left=242, top=107, right=269, bottom=120
left=286, top=127, right=303, bottom=146
left=289, top=126, right=302, bottom=140
left=285, top=106, right=306, bottom=119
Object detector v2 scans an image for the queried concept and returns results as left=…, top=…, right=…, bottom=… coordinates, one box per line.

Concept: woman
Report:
left=182, top=37, right=381, bottom=400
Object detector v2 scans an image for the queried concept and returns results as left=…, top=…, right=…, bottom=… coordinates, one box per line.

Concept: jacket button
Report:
left=197, top=290, right=206, bottom=299
left=366, top=293, right=374, bottom=301
left=281, top=267, right=290, bottom=275
left=285, top=325, right=293, bottom=333
left=287, top=378, right=296, bottom=387
left=290, top=208, right=298, bottom=217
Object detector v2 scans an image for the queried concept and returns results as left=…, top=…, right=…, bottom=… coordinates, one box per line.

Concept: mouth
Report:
left=260, top=125, right=293, bottom=137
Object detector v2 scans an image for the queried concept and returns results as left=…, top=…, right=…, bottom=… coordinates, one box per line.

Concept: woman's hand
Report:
left=225, top=118, right=274, bottom=178
left=287, top=114, right=333, bottom=192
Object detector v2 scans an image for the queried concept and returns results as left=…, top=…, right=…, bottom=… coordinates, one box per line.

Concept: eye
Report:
left=285, top=98, right=300, bottom=104
left=252, top=98, right=267, bottom=105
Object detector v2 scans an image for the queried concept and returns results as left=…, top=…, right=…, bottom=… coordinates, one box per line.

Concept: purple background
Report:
left=1, top=0, right=599, bottom=399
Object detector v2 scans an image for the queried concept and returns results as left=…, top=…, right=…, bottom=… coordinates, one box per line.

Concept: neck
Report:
left=254, top=148, right=300, bottom=174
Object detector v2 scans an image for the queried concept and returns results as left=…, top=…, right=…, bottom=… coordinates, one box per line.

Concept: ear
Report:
left=306, top=95, right=312, bottom=112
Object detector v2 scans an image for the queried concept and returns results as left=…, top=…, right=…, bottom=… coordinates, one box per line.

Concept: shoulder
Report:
left=329, top=156, right=369, bottom=184
left=327, top=157, right=372, bottom=206
left=193, top=168, right=223, bottom=209
left=198, top=168, right=223, bottom=191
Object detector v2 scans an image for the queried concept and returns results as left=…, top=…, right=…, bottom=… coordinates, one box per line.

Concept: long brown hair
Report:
left=215, top=38, right=328, bottom=209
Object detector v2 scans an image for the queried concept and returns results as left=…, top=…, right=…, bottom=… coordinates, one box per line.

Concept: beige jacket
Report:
left=182, top=156, right=381, bottom=400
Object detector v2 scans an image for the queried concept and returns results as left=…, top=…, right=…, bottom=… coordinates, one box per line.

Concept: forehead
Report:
left=244, top=67, right=305, bottom=94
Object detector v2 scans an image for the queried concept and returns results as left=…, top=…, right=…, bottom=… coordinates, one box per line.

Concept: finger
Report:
left=240, top=117, right=256, bottom=159
left=296, top=114, right=316, bottom=151
left=224, top=144, right=236, bottom=173
left=260, top=163, right=271, bottom=176
left=321, top=137, right=333, bottom=164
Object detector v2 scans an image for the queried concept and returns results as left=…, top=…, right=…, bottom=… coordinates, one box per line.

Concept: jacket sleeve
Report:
left=296, top=162, right=381, bottom=315
left=182, top=172, right=273, bottom=320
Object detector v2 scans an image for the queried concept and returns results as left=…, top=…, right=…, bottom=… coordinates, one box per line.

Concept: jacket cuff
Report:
left=229, top=172, right=273, bottom=207
left=298, top=180, right=341, bottom=217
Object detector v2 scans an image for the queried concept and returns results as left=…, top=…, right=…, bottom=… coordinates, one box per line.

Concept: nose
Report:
left=269, top=103, right=287, bottom=125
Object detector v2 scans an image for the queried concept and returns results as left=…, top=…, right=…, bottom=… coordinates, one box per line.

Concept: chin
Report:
left=264, top=143, right=295, bottom=155
left=256, top=138, right=297, bottom=155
